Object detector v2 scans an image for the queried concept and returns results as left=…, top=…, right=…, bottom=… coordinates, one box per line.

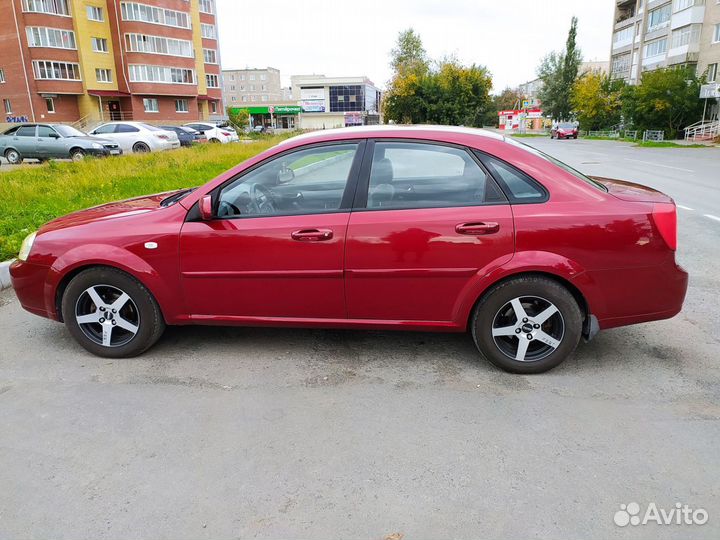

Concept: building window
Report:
left=644, top=38, right=668, bottom=58
left=125, top=34, right=193, bottom=57
left=199, top=0, right=213, bottom=14
left=129, top=64, right=195, bottom=84
left=120, top=2, right=190, bottom=29
left=249, top=74, right=255, bottom=80
left=92, top=37, right=108, bottom=52
left=175, top=99, right=188, bottom=112
left=86, top=6, right=104, bottom=21
left=241, top=96, right=247, bottom=102
left=210, top=101, right=217, bottom=113
left=673, top=0, right=702, bottom=11
left=3, top=99, right=11, bottom=114
left=611, top=53, right=631, bottom=75
left=33, top=60, right=81, bottom=80
left=261, top=84, right=266, bottom=91
left=143, top=98, right=158, bottom=112
left=647, top=4, right=671, bottom=32
left=671, top=25, right=701, bottom=48
left=201, top=23, right=216, bottom=39
left=0, top=69, right=5, bottom=83
left=45, top=97, right=55, bottom=113
left=240, top=75, right=245, bottom=81
left=26, top=27, right=76, bottom=49
left=239, top=85, right=245, bottom=91
left=203, top=48, right=217, bottom=64
left=708, top=63, right=718, bottom=82
left=231, top=96, right=236, bottom=101
left=250, top=95, right=256, bottom=102
left=714, top=24, right=720, bottom=43
left=329, top=85, right=364, bottom=112
left=22, top=0, right=70, bottom=16
left=95, top=68, right=112, bottom=83
left=206, top=73, right=219, bottom=87
left=249, top=84, right=255, bottom=91
left=261, top=95, right=268, bottom=102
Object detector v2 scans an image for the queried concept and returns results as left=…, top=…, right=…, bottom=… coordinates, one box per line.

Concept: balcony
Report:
left=615, top=0, right=636, bottom=26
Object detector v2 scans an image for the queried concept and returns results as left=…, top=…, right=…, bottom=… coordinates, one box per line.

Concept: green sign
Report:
left=231, top=106, right=301, bottom=115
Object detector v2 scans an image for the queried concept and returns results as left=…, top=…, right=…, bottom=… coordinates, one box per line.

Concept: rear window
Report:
left=503, top=137, right=608, bottom=192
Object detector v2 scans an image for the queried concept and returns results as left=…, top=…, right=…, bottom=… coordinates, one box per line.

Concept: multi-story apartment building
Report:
left=1, top=0, right=223, bottom=126
left=610, top=0, right=720, bottom=85
left=222, top=67, right=283, bottom=107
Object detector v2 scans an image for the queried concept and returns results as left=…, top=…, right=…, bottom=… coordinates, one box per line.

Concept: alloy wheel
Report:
left=491, top=295, right=565, bottom=362
left=74, top=284, right=140, bottom=347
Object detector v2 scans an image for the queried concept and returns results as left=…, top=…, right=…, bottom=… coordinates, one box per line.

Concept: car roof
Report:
left=279, top=125, right=505, bottom=147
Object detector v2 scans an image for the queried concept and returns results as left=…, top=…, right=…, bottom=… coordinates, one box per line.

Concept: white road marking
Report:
left=676, top=205, right=694, bottom=211
left=704, top=214, right=720, bottom=223
left=624, top=158, right=694, bottom=173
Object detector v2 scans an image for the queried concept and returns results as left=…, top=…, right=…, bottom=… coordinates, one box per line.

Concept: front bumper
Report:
left=86, top=147, right=123, bottom=157
left=9, top=259, right=57, bottom=321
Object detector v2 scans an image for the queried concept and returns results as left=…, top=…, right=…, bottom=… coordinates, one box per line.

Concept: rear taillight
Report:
left=652, top=203, right=677, bottom=251
left=156, top=134, right=169, bottom=140
left=221, top=131, right=231, bottom=136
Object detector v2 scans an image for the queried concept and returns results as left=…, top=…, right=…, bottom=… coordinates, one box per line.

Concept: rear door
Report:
left=13, top=125, right=37, bottom=156
left=344, top=140, right=515, bottom=323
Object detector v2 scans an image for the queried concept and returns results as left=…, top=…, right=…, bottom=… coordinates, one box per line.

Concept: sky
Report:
left=216, top=0, right=615, bottom=94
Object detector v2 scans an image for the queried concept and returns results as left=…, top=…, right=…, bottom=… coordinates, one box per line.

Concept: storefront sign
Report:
left=344, top=112, right=363, bottom=126
left=6, top=116, right=29, bottom=123
left=231, top=106, right=301, bottom=115
left=300, top=87, right=325, bottom=101
left=700, top=83, right=720, bottom=99
left=300, top=100, right=325, bottom=113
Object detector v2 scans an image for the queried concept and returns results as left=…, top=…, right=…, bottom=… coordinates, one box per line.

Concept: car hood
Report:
left=39, top=190, right=185, bottom=233
left=590, top=176, right=674, bottom=204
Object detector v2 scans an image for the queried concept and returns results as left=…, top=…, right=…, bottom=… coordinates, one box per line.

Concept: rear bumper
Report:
left=585, top=260, right=688, bottom=330
left=9, top=259, right=57, bottom=321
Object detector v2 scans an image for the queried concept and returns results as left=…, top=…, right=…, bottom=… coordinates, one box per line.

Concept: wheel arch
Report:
left=465, top=270, right=590, bottom=332
left=69, top=146, right=85, bottom=156
left=48, top=247, right=178, bottom=323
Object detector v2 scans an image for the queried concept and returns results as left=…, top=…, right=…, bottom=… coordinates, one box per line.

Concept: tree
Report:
left=383, top=30, right=493, bottom=126
left=389, top=28, right=429, bottom=76
left=538, top=17, right=582, bottom=121
left=227, top=107, right=249, bottom=130
left=622, top=67, right=705, bottom=138
left=571, top=73, right=625, bottom=130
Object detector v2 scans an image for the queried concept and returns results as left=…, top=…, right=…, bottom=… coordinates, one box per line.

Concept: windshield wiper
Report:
left=160, top=188, right=196, bottom=207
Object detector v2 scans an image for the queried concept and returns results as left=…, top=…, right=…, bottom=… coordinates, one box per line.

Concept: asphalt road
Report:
left=1, top=138, right=719, bottom=540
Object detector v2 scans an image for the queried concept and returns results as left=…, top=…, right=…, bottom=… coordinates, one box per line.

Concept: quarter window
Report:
left=479, top=155, right=546, bottom=203
left=366, top=142, right=501, bottom=210
left=218, top=143, right=360, bottom=218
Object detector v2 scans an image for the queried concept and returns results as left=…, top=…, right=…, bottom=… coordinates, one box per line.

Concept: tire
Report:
left=573, top=135, right=578, bottom=139
left=133, top=142, right=150, bottom=153
left=70, top=149, right=85, bottom=162
left=62, top=267, right=165, bottom=358
left=209, top=138, right=221, bottom=143
left=471, top=276, right=582, bottom=374
left=5, top=148, right=22, bottom=164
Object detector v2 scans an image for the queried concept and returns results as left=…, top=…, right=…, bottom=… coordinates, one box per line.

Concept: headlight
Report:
left=92, top=143, right=103, bottom=149
left=18, top=231, right=37, bottom=261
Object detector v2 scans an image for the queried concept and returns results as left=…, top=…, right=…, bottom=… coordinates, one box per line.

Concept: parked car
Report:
left=88, top=122, right=180, bottom=153
left=161, top=126, right=206, bottom=147
left=10, top=126, right=687, bottom=373
left=0, top=123, right=121, bottom=163
left=184, top=122, right=239, bottom=143
left=551, top=123, right=579, bottom=139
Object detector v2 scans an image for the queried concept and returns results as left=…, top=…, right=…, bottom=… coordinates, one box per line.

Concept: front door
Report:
left=36, top=125, right=64, bottom=158
left=179, top=141, right=365, bottom=319
left=345, top=140, right=515, bottom=322
left=108, top=101, right=121, bottom=121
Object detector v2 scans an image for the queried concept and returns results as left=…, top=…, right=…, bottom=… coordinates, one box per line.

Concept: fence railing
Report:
left=583, top=130, right=638, bottom=139
left=643, top=130, right=664, bottom=142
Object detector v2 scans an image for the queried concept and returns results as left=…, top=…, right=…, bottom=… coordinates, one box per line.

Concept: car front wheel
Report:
left=471, top=276, right=582, bottom=374
left=70, top=149, right=85, bottom=161
left=62, top=267, right=165, bottom=358
left=5, top=149, right=22, bottom=164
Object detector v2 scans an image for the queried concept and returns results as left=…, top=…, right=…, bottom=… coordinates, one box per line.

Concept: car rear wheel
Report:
left=62, top=267, right=165, bottom=358
left=471, top=276, right=582, bottom=374
left=5, top=149, right=22, bottom=164
left=133, top=142, right=150, bottom=153
left=70, top=149, right=85, bottom=161
left=209, top=138, right=221, bottom=143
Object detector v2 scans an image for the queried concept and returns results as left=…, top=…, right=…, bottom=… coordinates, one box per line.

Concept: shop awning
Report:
left=87, top=90, right=131, bottom=97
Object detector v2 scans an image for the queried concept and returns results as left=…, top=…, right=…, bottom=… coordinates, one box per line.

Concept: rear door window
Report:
left=16, top=126, right=36, bottom=137
left=363, top=141, right=505, bottom=210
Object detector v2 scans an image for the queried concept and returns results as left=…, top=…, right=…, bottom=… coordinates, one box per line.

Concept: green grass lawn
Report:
left=0, top=136, right=287, bottom=261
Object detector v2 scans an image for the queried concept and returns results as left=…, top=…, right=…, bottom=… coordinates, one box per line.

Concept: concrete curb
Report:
left=0, top=260, right=14, bottom=291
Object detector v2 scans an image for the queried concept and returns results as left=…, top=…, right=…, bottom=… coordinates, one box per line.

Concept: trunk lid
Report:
left=590, top=176, right=674, bottom=204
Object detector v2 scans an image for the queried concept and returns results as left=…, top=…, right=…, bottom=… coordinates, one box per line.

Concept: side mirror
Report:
left=199, top=195, right=213, bottom=220
left=277, top=165, right=294, bottom=184
left=50, top=133, right=60, bottom=139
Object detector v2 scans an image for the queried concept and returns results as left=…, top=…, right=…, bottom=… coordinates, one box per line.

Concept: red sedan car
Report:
left=551, top=123, right=579, bottom=139
left=10, top=126, right=687, bottom=373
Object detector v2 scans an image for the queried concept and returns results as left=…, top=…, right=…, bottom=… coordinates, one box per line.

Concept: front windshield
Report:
left=558, top=123, right=575, bottom=129
left=504, top=137, right=607, bottom=191
left=54, top=125, right=87, bottom=137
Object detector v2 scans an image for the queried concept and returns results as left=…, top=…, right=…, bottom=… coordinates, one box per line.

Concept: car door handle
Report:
left=291, top=229, right=334, bottom=241
left=456, top=222, right=500, bottom=235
